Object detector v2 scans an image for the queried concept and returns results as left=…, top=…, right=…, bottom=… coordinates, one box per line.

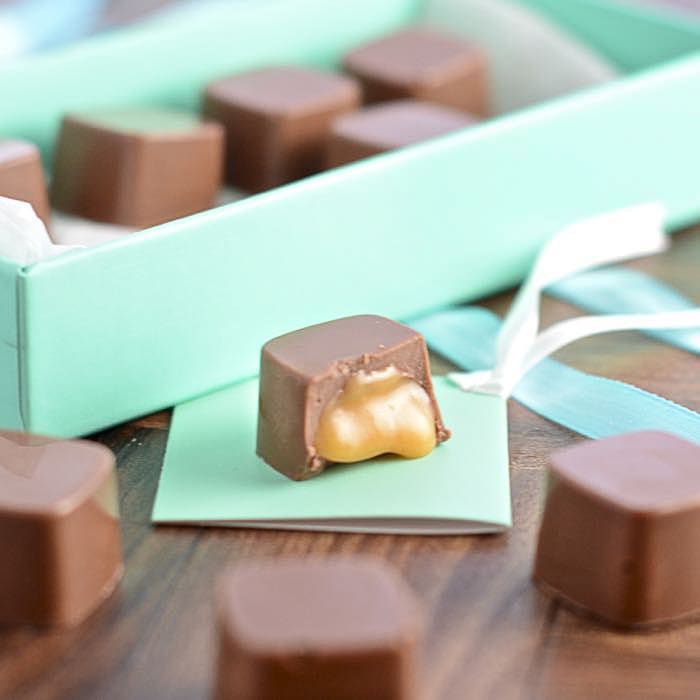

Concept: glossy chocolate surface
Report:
left=256, top=315, right=449, bottom=481
left=534, top=430, right=700, bottom=627
left=203, top=66, right=360, bottom=192
left=51, top=109, right=223, bottom=227
left=0, top=139, right=51, bottom=230
left=327, top=99, right=477, bottom=167
left=0, top=431, right=123, bottom=627
left=214, top=558, right=420, bottom=700
left=343, top=27, right=488, bottom=116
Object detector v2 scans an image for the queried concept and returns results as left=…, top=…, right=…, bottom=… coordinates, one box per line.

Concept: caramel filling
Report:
left=314, top=366, right=437, bottom=463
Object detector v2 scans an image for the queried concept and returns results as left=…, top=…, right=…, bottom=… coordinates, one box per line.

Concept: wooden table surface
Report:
left=0, top=224, right=698, bottom=700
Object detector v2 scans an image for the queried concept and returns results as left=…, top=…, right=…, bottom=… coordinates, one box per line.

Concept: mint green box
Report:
left=1, top=0, right=699, bottom=437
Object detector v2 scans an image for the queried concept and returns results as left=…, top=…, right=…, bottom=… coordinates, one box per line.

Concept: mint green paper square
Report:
left=151, top=377, right=511, bottom=534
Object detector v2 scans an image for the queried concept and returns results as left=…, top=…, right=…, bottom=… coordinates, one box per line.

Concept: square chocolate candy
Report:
left=0, top=430, right=123, bottom=627
left=203, top=66, right=361, bottom=192
left=327, top=99, right=478, bottom=167
left=256, top=315, right=449, bottom=481
left=343, top=27, right=488, bottom=116
left=534, top=431, right=700, bottom=627
left=214, top=558, right=421, bottom=700
left=51, top=109, right=224, bottom=227
left=0, top=139, right=51, bottom=229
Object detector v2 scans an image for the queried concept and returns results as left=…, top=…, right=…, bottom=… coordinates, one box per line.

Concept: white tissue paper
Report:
left=47, top=186, right=246, bottom=248
left=50, top=211, right=134, bottom=247
left=0, top=196, right=83, bottom=265
left=424, top=0, right=618, bottom=114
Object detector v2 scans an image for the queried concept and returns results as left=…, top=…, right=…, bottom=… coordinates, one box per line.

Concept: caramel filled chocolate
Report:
left=0, top=139, right=51, bottom=230
left=256, top=315, right=449, bottom=481
left=51, top=109, right=223, bottom=227
left=343, top=27, right=488, bottom=116
left=315, top=365, right=437, bottom=463
left=214, top=558, right=421, bottom=700
left=534, top=431, right=700, bottom=628
left=0, top=430, right=122, bottom=627
left=327, top=99, right=477, bottom=167
left=203, top=66, right=360, bottom=192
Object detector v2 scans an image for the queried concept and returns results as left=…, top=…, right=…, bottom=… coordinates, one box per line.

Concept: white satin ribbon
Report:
left=449, top=202, right=700, bottom=397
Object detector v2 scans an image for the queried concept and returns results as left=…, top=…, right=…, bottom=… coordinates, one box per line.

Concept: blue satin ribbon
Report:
left=548, top=267, right=700, bottom=355
left=410, top=306, right=700, bottom=444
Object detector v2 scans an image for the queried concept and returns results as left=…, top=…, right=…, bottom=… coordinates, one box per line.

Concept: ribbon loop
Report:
left=448, top=202, right=700, bottom=397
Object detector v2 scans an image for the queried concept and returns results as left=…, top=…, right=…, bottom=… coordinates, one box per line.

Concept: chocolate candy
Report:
left=214, top=558, right=421, bottom=700
left=203, top=66, right=361, bottom=192
left=534, top=430, right=700, bottom=628
left=327, top=99, right=478, bottom=167
left=256, top=315, right=450, bottom=481
left=343, top=27, right=488, bottom=116
left=0, top=430, right=122, bottom=627
left=51, top=109, right=224, bottom=227
left=0, top=139, right=50, bottom=229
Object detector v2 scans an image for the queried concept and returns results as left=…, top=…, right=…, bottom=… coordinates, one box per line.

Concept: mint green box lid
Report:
left=1, top=0, right=700, bottom=437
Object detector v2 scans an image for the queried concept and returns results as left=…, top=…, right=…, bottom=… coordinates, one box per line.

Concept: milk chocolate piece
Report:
left=256, top=315, right=449, bottom=481
left=214, top=558, right=421, bottom=700
left=0, top=430, right=122, bottom=627
left=534, top=431, right=700, bottom=628
left=343, top=27, right=488, bottom=116
left=203, top=67, right=361, bottom=192
left=327, top=99, right=478, bottom=167
left=51, top=109, right=223, bottom=227
left=0, top=139, right=50, bottom=229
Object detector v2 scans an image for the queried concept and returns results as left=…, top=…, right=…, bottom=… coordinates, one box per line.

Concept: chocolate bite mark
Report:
left=203, top=67, right=360, bottom=192
left=534, top=431, right=700, bottom=628
left=327, top=99, right=477, bottom=167
left=256, top=315, right=449, bottom=481
left=0, top=139, right=51, bottom=231
left=51, top=109, right=223, bottom=227
left=214, top=558, right=421, bottom=700
left=0, top=430, right=123, bottom=626
left=343, top=27, right=488, bottom=116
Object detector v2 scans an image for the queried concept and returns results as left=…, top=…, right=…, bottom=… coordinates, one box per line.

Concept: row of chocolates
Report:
left=0, top=26, right=486, bottom=235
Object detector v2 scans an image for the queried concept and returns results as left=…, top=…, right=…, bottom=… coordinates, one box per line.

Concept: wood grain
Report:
left=1, top=225, right=698, bottom=700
